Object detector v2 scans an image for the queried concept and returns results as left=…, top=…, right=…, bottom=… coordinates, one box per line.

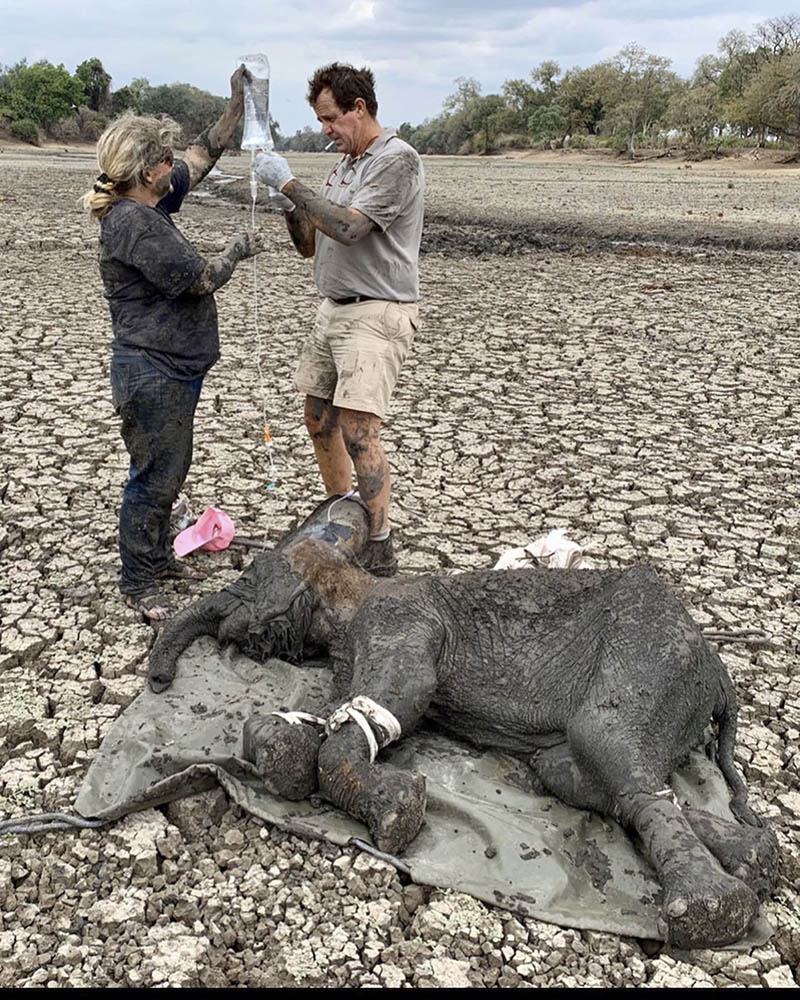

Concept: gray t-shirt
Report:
left=99, top=160, right=219, bottom=380
left=313, top=130, right=424, bottom=302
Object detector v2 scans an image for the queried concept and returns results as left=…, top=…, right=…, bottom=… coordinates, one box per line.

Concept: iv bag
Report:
left=239, top=53, right=273, bottom=151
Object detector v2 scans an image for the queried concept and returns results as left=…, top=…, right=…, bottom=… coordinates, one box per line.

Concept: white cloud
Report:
left=0, top=0, right=785, bottom=133
left=347, top=0, right=378, bottom=22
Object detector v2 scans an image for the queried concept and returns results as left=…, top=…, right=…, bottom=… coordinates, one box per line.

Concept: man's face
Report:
left=314, top=89, right=361, bottom=155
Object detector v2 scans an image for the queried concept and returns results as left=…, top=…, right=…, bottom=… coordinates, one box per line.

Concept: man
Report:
left=254, top=62, right=424, bottom=577
left=82, top=67, right=268, bottom=620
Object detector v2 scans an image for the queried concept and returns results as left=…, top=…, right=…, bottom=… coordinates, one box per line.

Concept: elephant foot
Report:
left=730, top=837, right=779, bottom=903
left=660, top=869, right=759, bottom=949
left=685, top=808, right=779, bottom=902
left=363, top=769, right=427, bottom=855
left=242, top=714, right=321, bottom=801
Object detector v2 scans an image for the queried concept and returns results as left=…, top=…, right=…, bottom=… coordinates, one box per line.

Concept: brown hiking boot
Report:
left=357, top=534, right=399, bottom=577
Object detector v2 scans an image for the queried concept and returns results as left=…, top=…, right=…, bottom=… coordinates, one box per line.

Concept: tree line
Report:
left=402, top=15, right=800, bottom=157
left=1, top=14, right=798, bottom=157
left=0, top=58, right=280, bottom=149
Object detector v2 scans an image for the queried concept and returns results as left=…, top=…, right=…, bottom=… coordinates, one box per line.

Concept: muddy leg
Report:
left=317, top=630, right=440, bottom=853
left=304, top=396, right=352, bottom=496
left=318, top=725, right=425, bottom=854
left=568, top=721, right=758, bottom=948
left=529, top=742, right=614, bottom=813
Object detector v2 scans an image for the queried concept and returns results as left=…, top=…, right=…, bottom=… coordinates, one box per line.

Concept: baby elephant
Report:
left=149, top=496, right=777, bottom=949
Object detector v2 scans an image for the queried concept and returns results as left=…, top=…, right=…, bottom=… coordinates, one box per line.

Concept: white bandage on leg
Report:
left=271, top=711, right=327, bottom=727
left=326, top=696, right=403, bottom=764
left=330, top=705, right=380, bottom=762
left=655, top=786, right=681, bottom=808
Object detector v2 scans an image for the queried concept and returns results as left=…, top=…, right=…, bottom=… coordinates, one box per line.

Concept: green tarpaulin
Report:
left=75, top=637, right=771, bottom=946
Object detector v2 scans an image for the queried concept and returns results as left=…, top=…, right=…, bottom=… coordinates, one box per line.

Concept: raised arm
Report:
left=183, top=65, right=247, bottom=190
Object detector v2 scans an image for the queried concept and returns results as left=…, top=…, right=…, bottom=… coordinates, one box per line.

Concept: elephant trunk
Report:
left=147, top=593, right=230, bottom=693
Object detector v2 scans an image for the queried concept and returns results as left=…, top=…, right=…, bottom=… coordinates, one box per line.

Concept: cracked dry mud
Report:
left=1, top=148, right=799, bottom=988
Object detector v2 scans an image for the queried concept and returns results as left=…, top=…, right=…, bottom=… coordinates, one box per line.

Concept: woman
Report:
left=82, top=68, right=265, bottom=620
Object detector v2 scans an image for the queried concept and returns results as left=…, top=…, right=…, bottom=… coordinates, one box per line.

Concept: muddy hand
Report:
left=242, top=228, right=269, bottom=258
left=229, top=65, right=248, bottom=116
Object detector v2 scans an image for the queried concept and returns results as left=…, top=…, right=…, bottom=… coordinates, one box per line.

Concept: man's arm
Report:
left=253, top=154, right=377, bottom=251
left=183, top=65, right=247, bottom=191
left=282, top=178, right=377, bottom=247
left=283, top=202, right=317, bottom=258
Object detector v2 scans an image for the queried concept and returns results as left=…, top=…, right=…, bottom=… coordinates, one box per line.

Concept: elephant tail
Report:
left=712, top=667, right=760, bottom=826
left=148, top=593, right=230, bottom=693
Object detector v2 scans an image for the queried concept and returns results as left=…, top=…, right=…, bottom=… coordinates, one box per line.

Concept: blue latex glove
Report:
left=253, top=152, right=294, bottom=192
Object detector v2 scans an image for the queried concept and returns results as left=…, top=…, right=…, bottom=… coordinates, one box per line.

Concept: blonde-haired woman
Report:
left=83, top=67, right=266, bottom=621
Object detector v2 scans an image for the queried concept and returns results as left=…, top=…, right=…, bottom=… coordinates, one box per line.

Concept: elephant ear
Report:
left=232, top=551, right=314, bottom=663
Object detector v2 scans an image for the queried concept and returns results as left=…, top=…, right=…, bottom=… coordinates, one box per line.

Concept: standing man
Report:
left=83, top=67, right=268, bottom=620
left=254, top=62, right=424, bottom=577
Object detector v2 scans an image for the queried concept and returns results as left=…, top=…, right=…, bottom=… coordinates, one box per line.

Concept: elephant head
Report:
left=148, top=494, right=374, bottom=693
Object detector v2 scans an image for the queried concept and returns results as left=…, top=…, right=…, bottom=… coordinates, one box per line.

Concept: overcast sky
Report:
left=1, top=1, right=790, bottom=134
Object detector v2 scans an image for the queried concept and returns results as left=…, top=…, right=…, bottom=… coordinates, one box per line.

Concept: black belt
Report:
left=331, top=295, right=414, bottom=305
left=331, top=295, right=379, bottom=305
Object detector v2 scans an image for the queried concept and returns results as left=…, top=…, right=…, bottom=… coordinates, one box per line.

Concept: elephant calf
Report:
left=148, top=496, right=777, bottom=949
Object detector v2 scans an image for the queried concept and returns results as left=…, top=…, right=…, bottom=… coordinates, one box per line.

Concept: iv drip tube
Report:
left=250, top=149, right=278, bottom=506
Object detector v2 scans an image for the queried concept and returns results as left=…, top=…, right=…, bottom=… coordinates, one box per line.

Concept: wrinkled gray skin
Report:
left=149, top=497, right=778, bottom=949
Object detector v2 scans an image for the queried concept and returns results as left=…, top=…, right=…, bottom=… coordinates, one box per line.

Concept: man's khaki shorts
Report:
left=294, top=298, right=419, bottom=421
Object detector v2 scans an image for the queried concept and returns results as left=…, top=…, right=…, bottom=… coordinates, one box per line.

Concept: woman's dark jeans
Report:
left=111, top=356, right=203, bottom=597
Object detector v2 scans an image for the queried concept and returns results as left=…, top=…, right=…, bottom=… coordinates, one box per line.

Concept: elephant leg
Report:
left=318, top=725, right=426, bottom=855
left=242, top=715, right=321, bottom=801
left=567, top=718, right=758, bottom=949
left=317, top=656, right=438, bottom=855
left=531, top=746, right=777, bottom=904
left=683, top=807, right=779, bottom=902
left=528, top=741, right=614, bottom=815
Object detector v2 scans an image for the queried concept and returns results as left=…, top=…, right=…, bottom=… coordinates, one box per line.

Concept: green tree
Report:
left=110, top=85, right=137, bottom=116
left=555, top=61, right=616, bottom=140
left=128, top=77, right=151, bottom=112
left=3, top=60, right=84, bottom=127
left=691, top=53, right=725, bottom=88
left=443, top=76, right=482, bottom=115
left=527, top=105, right=566, bottom=146
left=498, top=66, right=555, bottom=135
left=531, top=60, right=561, bottom=102
left=666, top=83, right=722, bottom=145
left=742, top=51, right=800, bottom=151
left=75, top=57, right=111, bottom=112
left=140, top=82, right=226, bottom=141
left=607, top=44, right=679, bottom=157
left=286, top=125, right=329, bottom=151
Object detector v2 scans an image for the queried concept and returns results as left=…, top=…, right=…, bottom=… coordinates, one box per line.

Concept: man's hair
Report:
left=307, top=62, right=378, bottom=118
left=80, top=112, right=181, bottom=221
